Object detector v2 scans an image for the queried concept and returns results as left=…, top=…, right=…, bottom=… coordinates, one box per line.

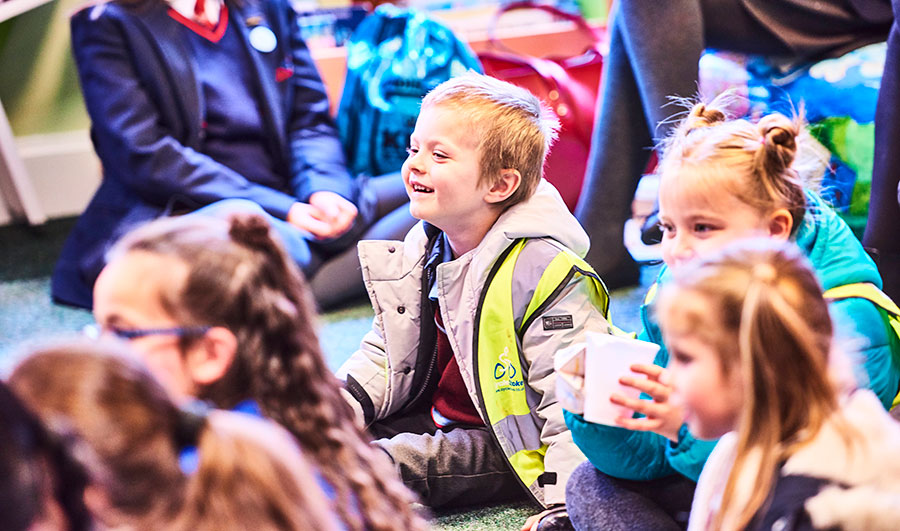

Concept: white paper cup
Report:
left=582, top=332, right=660, bottom=425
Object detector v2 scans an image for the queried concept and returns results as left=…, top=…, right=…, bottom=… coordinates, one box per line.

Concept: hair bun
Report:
left=757, top=114, right=798, bottom=175
left=228, top=213, right=274, bottom=252
left=682, top=102, right=727, bottom=133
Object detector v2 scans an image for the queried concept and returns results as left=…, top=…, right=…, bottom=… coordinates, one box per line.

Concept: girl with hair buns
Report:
left=661, top=240, right=900, bottom=531
left=89, top=213, right=425, bottom=531
left=563, top=97, right=900, bottom=530
left=8, top=339, right=340, bottom=531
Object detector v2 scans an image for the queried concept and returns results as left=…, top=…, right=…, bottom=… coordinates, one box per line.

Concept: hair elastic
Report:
left=751, top=263, right=777, bottom=283
left=175, top=400, right=210, bottom=475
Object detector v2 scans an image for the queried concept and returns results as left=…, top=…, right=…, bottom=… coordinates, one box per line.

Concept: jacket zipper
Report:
left=404, top=341, right=438, bottom=410
left=399, top=239, right=440, bottom=414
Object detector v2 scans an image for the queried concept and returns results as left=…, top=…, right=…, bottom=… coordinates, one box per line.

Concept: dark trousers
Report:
left=369, top=412, right=525, bottom=509
left=192, top=172, right=415, bottom=309
left=866, top=0, right=900, bottom=301
left=565, top=461, right=696, bottom=531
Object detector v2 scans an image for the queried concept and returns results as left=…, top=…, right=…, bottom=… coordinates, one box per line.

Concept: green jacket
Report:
left=565, top=194, right=900, bottom=482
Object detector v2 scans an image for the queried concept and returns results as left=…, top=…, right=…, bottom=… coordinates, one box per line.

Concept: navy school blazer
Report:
left=53, top=0, right=355, bottom=308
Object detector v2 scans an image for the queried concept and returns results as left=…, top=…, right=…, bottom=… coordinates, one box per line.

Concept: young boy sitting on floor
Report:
left=337, top=72, right=612, bottom=529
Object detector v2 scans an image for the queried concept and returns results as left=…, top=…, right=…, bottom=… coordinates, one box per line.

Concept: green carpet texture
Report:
left=0, top=217, right=655, bottom=529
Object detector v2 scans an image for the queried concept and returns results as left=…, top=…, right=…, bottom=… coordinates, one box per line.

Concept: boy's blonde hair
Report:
left=658, top=239, right=853, bottom=530
left=657, top=96, right=828, bottom=234
left=422, top=72, right=559, bottom=208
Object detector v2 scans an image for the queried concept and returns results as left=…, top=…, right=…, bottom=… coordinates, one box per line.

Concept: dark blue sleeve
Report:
left=70, top=7, right=298, bottom=218
left=279, top=0, right=356, bottom=201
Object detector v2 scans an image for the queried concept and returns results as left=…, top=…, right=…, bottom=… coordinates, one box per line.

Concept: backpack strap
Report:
left=824, top=282, right=900, bottom=409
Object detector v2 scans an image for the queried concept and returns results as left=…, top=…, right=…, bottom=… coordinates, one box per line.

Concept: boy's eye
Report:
left=693, top=223, right=716, bottom=234
left=658, top=222, right=674, bottom=234
left=432, top=151, right=449, bottom=161
left=405, top=147, right=418, bottom=156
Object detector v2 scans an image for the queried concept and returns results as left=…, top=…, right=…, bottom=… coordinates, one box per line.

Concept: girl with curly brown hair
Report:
left=88, top=212, right=425, bottom=531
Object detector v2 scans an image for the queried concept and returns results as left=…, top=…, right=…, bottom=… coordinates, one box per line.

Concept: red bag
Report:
left=478, top=2, right=606, bottom=212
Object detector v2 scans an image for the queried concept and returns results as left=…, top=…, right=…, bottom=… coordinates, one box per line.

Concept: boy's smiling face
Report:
left=402, top=104, right=491, bottom=240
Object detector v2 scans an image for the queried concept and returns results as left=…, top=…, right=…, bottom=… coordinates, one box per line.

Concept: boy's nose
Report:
left=404, top=149, right=425, bottom=174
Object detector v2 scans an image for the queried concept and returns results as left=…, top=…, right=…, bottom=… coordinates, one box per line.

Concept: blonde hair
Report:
left=657, top=239, right=848, bottom=530
left=657, top=95, right=828, bottom=235
left=421, top=72, right=560, bottom=207
left=8, top=340, right=339, bottom=531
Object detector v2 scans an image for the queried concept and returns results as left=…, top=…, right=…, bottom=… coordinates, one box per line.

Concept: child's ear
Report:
left=767, top=208, right=793, bottom=241
left=484, top=168, right=521, bottom=205
left=186, top=327, right=238, bottom=385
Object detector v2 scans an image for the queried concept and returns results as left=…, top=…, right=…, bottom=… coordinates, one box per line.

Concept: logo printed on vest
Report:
left=494, top=347, right=524, bottom=392
left=542, top=314, right=573, bottom=331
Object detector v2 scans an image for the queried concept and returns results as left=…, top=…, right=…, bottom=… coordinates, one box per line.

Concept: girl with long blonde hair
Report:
left=659, top=240, right=900, bottom=530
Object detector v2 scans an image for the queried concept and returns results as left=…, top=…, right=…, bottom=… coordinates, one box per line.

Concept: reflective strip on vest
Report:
left=475, top=239, right=610, bottom=501
left=824, top=282, right=900, bottom=409
left=493, top=411, right=545, bottom=454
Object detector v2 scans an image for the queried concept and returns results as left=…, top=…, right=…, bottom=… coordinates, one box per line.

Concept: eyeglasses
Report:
left=83, top=324, right=211, bottom=341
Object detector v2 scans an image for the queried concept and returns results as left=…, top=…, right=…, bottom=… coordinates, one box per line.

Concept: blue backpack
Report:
left=336, top=5, right=482, bottom=177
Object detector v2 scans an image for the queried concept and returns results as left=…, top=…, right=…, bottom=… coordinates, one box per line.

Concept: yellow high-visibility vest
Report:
left=824, top=282, right=900, bottom=410
left=474, top=238, right=610, bottom=505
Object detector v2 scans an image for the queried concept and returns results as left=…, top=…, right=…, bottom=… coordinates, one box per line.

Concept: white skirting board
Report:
left=0, top=130, right=100, bottom=225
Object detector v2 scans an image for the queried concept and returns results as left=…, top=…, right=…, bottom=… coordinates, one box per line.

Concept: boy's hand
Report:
left=610, top=363, right=684, bottom=442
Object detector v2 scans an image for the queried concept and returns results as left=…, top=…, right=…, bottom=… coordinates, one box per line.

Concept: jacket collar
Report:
left=140, top=2, right=203, bottom=143
left=452, top=179, right=589, bottom=282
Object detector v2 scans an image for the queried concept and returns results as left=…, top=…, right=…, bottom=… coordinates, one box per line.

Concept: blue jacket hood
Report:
left=796, top=193, right=882, bottom=290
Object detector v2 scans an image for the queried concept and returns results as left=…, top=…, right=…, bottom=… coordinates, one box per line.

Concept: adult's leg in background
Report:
left=310, top=172, right=416, bottom=309
left=866, top=0, right=900, bottom=301
left=574, top=11, right=657, bottom=288
left=565, top=461, right=695, bottom=531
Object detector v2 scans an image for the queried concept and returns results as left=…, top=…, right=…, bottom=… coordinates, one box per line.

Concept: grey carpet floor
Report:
left=0, top=218, right=657, bottom=529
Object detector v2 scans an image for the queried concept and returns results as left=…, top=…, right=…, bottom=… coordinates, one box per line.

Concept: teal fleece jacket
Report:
left=565, top=195, right=900, bottom=482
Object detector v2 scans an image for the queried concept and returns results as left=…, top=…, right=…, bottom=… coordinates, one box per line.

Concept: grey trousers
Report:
left=370, top=412, right=525, bottom=509
left=565, top=461, right=696, bottom=531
